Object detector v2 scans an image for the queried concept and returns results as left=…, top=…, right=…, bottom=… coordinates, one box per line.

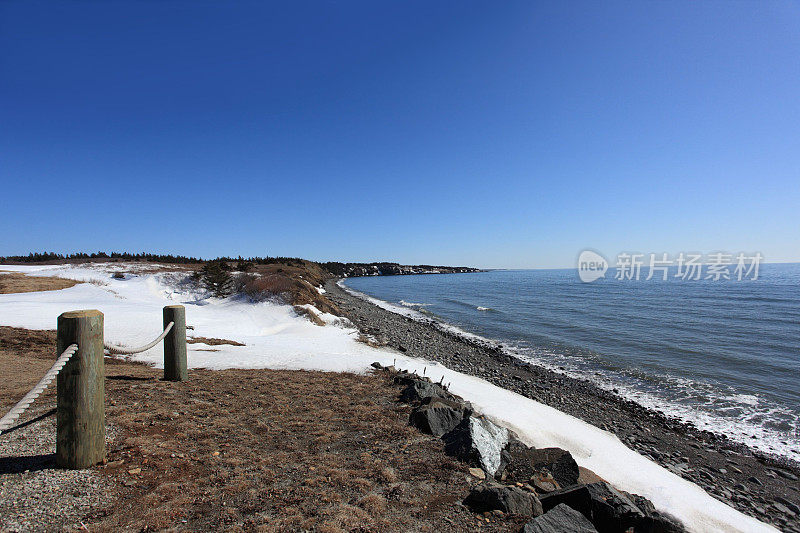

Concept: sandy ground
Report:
left=0, top=326, right=526, bottom=532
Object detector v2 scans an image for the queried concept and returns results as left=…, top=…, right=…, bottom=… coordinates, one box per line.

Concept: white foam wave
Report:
left=399, top=300, right=430, bottom=307
left=338, top=279, right=800, bottom=464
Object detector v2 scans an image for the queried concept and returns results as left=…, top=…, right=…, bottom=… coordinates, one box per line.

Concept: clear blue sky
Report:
left=2, top=1, right=798, bottom=268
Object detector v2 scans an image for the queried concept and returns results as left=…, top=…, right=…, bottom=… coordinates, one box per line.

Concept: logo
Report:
left=577, top=250, right=608, bottom=283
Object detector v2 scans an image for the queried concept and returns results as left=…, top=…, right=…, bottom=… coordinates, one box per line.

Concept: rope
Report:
left=104, top=322, right=174, bottom=355
left=0, top=343, right=78, bottom=435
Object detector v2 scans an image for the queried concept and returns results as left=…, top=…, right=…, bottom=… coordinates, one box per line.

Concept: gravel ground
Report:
left=327, top=279, right=800, bottom=532
left=0, top=328, right=118, bottom=533
left=0, top=402, right=116, bottom=532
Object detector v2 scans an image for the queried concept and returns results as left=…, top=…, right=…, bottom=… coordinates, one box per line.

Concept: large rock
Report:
left=539, top=482, right=651, bottom=532
left=410, top=397, right=471, bottom=437
left=503, top=439, right=580, bottom=487
left=538, top=484, right=593, bottom=518
left=399, top=379, right=452, bottom=403
left=625, top=493, right=687, bottom=533
left=464, top=482, right=543, bottom=516
left=522, top=503, right=598, bottom=533
left=443, top=416, right=509, bottom=476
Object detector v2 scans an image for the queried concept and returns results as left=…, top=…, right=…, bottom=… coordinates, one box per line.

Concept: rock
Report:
left=410, top=397, right=471, bottom=437
left=399, top=379, right=452, bottom=403
left=522, top=503, right=598, bottom=533
left=443, top=417, right=510, bottom=477
left=626, top=492, right=688, bottom=532
left=502, top=439, right=580, bottom=488
left=469, top=467, right=486, bottom=480
left=393, top=374, right=421, bottom=386
left=540, top=482, right=647, bottom=532
left=773, top=502, right=793, bottom=516
left=539, top=484, right=593, bottom=518
left=531, top=472, right=560, bottom=493
left=464, top=482, right=543, bottom=516
left=370, top=361, right=383, bottom=369
left=748, top=476, right=763, bottom=486
left=776, top=497, right=799, bottom=515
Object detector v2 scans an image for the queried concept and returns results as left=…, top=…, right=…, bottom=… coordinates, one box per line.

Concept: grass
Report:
left=187, top=336, right=246, bottom=346
left=0, top=326, right=526, bottom=532
left=0, top=271, right=81, bottom=294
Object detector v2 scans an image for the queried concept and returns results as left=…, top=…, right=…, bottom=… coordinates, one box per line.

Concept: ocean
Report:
left=342, top=264, right=800, bottom=462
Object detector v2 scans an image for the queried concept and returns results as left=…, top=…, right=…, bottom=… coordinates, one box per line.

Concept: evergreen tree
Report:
left=200, top=261, right=233, bottom=297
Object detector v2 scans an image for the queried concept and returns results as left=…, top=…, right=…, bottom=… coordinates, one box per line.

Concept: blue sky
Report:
left=2, top=1, right=798, bottom=268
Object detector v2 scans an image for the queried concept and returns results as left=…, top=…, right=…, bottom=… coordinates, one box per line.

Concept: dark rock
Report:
left=410, top=397, right=471, bottom=437
left=540, top=482, right=651, bottom=533
left=503, top=439, right=580, bottom=488
left=443, top=417, right=510, bottom=476
left=464, top=482, right=543, bottom=516
left=522, top=503, right=598, bottom=533
left=531, top=471, right=560, bottom=493
left=393, top=374, right=424, bottom=386
left=776, top=497, right=799, bottom=515
left=626, top=493, right=687, bottom=532
left=399, top=379, right=452, bottom=403
left=773, top=502, right=793, bottom=516
left=539, top=484, right=592, bottom=518
left=370, top=361, right=383, bottom=369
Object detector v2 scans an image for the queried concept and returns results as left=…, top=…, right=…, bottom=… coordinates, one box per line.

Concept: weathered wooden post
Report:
left=56, top=310, right=105, bottom=469
left=163, top=305, right=187, bottom=381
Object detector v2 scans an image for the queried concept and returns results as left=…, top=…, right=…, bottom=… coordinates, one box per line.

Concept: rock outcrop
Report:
left=522, top=504, right=598, bottom=533
left=375, top=364, right=687, bottom=533
left=464, top=482, right=543, bottom=516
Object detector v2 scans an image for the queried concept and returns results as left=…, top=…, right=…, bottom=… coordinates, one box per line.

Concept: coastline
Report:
left=326, top=278, right=800, bottom=532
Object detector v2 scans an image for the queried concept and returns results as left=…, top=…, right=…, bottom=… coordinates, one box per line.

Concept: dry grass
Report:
left=187, top=336, right=246, bottom=346
left=293, top=305, right=326, bottom=326
left=235, top=261, right=341, bottom=315
left=0, top=327, right=60, bottom=409
left=0, top=326, right=525, bottom=532
left=0, top=272, right=80, bottom=294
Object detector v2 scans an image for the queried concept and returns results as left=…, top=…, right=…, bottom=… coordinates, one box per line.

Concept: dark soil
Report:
left=0, top=326, right=525, bottom=532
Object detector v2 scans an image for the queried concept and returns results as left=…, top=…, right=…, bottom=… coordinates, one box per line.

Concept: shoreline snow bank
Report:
left=0, top=264, right=776, bottom=533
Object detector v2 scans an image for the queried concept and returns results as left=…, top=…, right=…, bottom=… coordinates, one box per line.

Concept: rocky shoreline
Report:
left=380, top=361, right=687, bottom=532
left=325, top=279, right=800, bottom=532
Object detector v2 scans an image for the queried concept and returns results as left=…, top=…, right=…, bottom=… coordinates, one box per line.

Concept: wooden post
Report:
left=163, top=305, right=187, bottom=381
left=56, top=310, right=105, bottom=469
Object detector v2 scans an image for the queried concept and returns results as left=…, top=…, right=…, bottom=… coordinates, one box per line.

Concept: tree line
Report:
left=0, top=251, right=307, bottom=265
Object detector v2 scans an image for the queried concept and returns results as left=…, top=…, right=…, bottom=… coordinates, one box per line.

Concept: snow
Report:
left=469, top=417, right=509, bottom=476
left=0, top=263, right=777, bottom=533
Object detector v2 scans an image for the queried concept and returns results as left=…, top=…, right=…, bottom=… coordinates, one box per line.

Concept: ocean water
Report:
left=342, top=264, right=800, bottom=462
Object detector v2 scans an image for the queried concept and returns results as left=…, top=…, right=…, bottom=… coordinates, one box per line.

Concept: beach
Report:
left=326, top=279, right=800, bottom=532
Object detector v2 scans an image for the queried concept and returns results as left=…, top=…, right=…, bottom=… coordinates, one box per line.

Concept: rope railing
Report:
left=2, top=306, right=187, bottom=468
left=0, top=343, right=78, bottom=435
left=103, top=321, right=174, bottom=355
